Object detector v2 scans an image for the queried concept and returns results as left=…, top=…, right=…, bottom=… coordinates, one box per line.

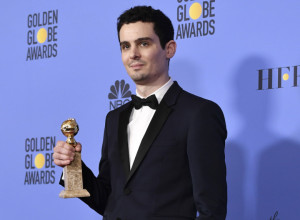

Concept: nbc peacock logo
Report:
left=108, top=80, right=132, bottom=110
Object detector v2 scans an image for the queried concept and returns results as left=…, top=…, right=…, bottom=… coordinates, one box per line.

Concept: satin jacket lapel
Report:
left=118, top=103, right=133, bottom=177
left=125, top=81, right=182, bottom=185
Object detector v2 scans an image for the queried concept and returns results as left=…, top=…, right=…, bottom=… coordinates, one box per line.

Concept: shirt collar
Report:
left=136, top=78, right=174, bottom=104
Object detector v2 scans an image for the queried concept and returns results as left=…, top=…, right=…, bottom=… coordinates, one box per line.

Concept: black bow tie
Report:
left=131, top=94, right=158, bottom=110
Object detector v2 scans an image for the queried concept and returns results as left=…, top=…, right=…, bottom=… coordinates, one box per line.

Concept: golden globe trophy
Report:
left=59, top=118, right=90, bottom=198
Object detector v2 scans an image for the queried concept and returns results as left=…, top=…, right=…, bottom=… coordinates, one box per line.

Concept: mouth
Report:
left=129, top=62, right=145, bottom=70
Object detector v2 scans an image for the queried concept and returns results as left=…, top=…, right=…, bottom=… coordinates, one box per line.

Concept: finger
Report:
left=53, top=151, right=74, bottom=161
left=75, top=142, right=82, bottom=152
left=54, top=142, right=75, bottom=155
left=62, top=142, right=75, bottom=152
left=53, top=141, right=79, bottom=168
left=55, top=140, right=72, bottom=149
left=53, top=142, right=75, bottom=166
left=56, top=140, right=65, bottom=146
left=53, top=158, right=71, bottom=167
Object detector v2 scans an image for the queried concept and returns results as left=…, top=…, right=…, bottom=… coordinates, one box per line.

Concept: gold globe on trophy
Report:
left=59, top=118, right=90, bottom=198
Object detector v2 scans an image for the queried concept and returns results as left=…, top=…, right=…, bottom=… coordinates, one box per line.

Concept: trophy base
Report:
left=59, top=189, right=90, bottom=198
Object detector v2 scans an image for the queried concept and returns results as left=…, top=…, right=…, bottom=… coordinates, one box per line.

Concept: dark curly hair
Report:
left=117, top=6, right=174, bottom=49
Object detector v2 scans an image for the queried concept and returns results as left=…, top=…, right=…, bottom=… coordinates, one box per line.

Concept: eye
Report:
left=140, top=41, right=149, bottom=47
left=121, top=44, right=130, bottom=50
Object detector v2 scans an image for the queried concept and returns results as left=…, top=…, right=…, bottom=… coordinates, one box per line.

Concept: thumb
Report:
left=75, top=142, right=82, bottom=152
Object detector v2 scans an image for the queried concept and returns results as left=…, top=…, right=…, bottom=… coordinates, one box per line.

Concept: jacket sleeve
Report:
left=187, top=101, right=227, bottom=220
left=80, top=114, right=111, bottom=215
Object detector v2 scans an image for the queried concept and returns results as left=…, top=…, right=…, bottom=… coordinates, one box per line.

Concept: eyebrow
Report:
left=120, top=37, right=153, bottom=46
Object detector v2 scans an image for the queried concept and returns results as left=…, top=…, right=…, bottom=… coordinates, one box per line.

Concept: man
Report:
left=53, top=6, right=227, bottom=220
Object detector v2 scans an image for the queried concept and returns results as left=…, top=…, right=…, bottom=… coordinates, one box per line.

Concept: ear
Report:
left=165, top=40, right=177, bottom=59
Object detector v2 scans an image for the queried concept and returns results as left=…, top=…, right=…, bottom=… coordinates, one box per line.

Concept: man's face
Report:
left=119, top=22, right=169, bottom=85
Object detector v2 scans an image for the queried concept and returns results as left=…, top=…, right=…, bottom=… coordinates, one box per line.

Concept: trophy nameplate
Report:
left=59, top=118, right=90, bottom=198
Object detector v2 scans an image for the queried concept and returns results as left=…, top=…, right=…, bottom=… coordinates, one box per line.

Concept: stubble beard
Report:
left=128, top=71, right=149, bottom=85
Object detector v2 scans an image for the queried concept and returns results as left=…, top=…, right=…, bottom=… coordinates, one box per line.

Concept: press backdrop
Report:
left=1, top=0, right=300, bottom=219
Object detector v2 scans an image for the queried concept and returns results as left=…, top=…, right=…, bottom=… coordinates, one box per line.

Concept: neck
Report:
left=136, top=75, right=170, bottom=98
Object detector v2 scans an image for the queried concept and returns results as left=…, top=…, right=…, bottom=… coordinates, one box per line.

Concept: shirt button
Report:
left=123, top=188, right=132, bottom=195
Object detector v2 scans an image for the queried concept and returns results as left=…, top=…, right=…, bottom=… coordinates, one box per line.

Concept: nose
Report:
left=129, top=46, right=141, bottom=60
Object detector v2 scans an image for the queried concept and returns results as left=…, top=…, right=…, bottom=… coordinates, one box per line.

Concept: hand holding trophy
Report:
left=59, top=118, right=90, bottom=198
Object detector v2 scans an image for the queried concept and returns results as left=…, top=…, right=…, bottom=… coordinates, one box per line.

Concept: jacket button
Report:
left=123, top=188, right=131, bottom=195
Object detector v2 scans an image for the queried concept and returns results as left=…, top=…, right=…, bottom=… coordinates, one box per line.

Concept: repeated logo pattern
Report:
left=108, top=80, right=132, bottom=99
left=258, top=65, right=300, bottom=90
left=176, top=0, right=216, bottom=40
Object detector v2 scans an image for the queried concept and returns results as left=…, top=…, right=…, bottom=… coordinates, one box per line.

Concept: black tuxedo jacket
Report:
left=76, top=82, right=227, bottom=220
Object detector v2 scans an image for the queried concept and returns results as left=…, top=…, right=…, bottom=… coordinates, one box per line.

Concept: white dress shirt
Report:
left=127, top=78, right=174, bottom=169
